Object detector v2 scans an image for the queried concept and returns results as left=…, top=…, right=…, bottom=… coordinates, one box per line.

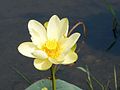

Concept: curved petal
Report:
left=48, top=57, right=64, bottom=64
left=32, top=50, right=48, bottom=59
left=34, top=59, right=52, bottom=70
left=47, top=16, right=69, bottom=41
left=62, top=33, right=80, bottom=54
left=60, top=18, right=69, bottom=37
left=62, top=50, right=78, bottom=64
left=28, top=20, right=47, bottom=47
left=18, top=42, right=37, bottom=58
left=47, top=15, right=60, bottom=41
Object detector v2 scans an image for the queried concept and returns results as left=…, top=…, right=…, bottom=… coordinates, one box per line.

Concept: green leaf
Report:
left=25, top=79, right=83, bottom=90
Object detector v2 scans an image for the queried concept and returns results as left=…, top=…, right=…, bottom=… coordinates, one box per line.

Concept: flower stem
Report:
left=51, top=65, right=56, bottom=90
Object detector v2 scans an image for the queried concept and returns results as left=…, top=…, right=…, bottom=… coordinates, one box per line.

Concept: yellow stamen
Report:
left=46, top=40, right=57, bottom=50
left=42, top=40, right=61, bottom=58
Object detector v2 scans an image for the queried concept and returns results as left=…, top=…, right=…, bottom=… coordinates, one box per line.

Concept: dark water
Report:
left=0, top=0, right=120, bottom=90
left=86, top=13, right=120, bottom=55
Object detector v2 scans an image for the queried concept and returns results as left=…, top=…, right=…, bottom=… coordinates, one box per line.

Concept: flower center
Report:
left=42, top=40, right=60, bottom=58
left=46, top=40, right=57, bottom=50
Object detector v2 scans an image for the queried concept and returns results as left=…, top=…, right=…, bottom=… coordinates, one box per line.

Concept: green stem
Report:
left=51, top=65, right=56, bottom=90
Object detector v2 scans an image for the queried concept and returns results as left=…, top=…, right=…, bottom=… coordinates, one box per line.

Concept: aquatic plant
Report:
left=17, top=15, right=83, bottom=90
left=102, top=0, right=120, bottom=51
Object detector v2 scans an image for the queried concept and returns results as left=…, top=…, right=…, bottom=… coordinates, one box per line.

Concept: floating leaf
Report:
left=25, top=79, right=83, bottom=90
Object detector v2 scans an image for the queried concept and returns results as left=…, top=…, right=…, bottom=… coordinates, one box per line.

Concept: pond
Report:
left=0, top=0, right=120, bottom=90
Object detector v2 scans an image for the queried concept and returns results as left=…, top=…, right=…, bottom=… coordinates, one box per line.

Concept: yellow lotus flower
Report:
left=18, top=15, right=80, bottom=70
